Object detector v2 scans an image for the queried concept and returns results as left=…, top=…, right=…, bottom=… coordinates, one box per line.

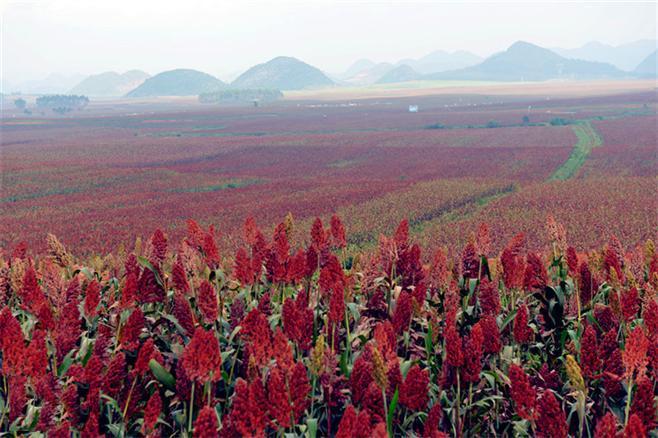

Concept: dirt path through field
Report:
left=549, top=122, right=602, bottom=180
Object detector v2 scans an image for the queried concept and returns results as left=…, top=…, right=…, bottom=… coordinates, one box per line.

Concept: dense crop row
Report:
left=419, top=177, right=658, bottom=252
left=583, top=116, right=657, bottom=177
left=0, top=215, right=656, bottom=436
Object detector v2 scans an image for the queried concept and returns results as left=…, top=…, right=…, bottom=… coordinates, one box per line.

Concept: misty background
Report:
left=2, top=0, right=656, bottom=92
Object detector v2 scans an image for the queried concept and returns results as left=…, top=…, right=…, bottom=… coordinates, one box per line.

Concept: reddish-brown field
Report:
left=1, top=85, right=656, bottom=254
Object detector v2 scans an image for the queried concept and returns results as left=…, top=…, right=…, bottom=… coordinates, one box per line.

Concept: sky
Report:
left=2, top=0, right=656, bottom=85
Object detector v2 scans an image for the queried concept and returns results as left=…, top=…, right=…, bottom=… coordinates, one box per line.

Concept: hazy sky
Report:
left=2, top=0, right=656, bottom=83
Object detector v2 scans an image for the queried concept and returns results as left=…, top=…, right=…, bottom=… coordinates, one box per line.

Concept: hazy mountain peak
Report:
left=232, top=57, right=334, bottom=90
left=552, top=39, right=657, bottom=71
left=340, top=59, right=377, bottom=78
left=428, top=41, right=625, bottom=81
left=634, top=50, right=657, bottom=77
left=126, top=69, right=226, bottom=97
left=376, top=64, right=422, bottom=84
left=70, top=70, right=150, bottom=97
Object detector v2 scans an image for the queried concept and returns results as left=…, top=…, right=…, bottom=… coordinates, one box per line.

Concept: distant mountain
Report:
left=634, top=50, right=657, bottom=77
left=232, top=57, right=334, bottom=90
left=396, top=50, right=482, bottom=74
left=376, top=65, right=422, bottom=84
left=126, top=69, right=226, bottom=97
left=553, top=40, right=657, bottom=71
left=340, top=59, right=377, bottom=79
left=7, top=73, right=86, bottom=94
left=339, top=50, right=482, bottom=85
left=70, top=70, right=150, bottom=97
left=429, top=41, right=626, bottom=81
left=342, top=63, right=394, bottom=86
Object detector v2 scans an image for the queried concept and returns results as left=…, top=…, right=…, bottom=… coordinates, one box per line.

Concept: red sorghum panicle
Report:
left=501, top=233, right=525, bottom=290
left=579, top=261, right=597, bottom=306
left=374, top=321, right=396, bottom=356
left=229, top=297, right=245, bottom=331
left=567, top=246, right=579, bottom=274
left=394, top=219, right=409, bottom=247
left=400, top=364, right=429, bottom=411
left=149, top=229, right=167, bottom=265
left=196, top=280, right=218, bottom=324
left=462, top=322, right=484, bottom=383
left=50, top=422, right=72, bottom=438
left=604, top=246, right=624, bottom=283
left=643, top=299, right=658, bottom=338
left=120, top=307, right=145, bottom=351
left=445, top=309, right=463, bottom=368
left=319, top=254, right=345, bottom=296
left=513, top=303, right=533, bottom=344
left=234, top=247, right=254, bottom=285
left=581, top=324, right=601, bottom=379
left=134, top=338, right=163, bottom=377
left=143, top=391, right=162, bottom=434
left=630, top=377, right=657, bottom=431
left=120, top=271, right=138, bottom=309
left=181, top=327, right=222, bottom=383
left=430, top=247, right=450, bottom=292
left=480, top=314, right=502, bottom=354
left=8, top=373, right=27, bottom=421
left=350, top=352, right=373, bottom=406
left=311, top=217, right=327, bottom=250
left=172, top=291, right=196, bottom=335
left=623, top=414, right=646, bottom=438
left=336, top=405, right=358, bottom=438
left=267, top=366, right=291, bottom=428
left=536, top=363, right=561, bottom=390
left=594, top=412, right=619, bottom=438
left=172, top=256, right=190, bottom=294
left=54, top=298, right=80, bottom=361
left=305, top=246, right=318, bottom=278
left=81, top=410, right=99, bottom=438
left=282, top=292, right=313, bottom=350
left=290, top=361, right=311, bottom=422
left=595, top=304, right=618, bottom=333
left=524, top=252, right=547, bottom=290
left=478, top=278, right=500, bottom=316
left=241, top=308, right=273, bottom=367
left=392, top=291, right=413, bottom=334
left=330, top=214, right=347, bottom=248
left=509, top=364, right=536, bottom=420
left=328, top=283, right=345, bottom=335
left=0, top=307, right=25, bottom=374
left=202, top=226, right=220, bottom=269
left=461, top=242, right=479, bottom=280
left=103, top=353, right=127, bottom=397
left=423, top=403, right=445, bottom=438
left=83, top=280, right=100, bottom=319
left=194, top=405, right=219, bottom=436
left=476, top=222, right=491, bottom=256
left=536, top=390, right=567, bottom=438
left=23, top=329, right=47, bottom=379
left=445, top=313, right=464, bottom=367
left=621, top=287, right=640, bottom=322
left=137, top=266, right=165, bottom=304
left=397, top=243, right=425, bottom=289
left=623, top=326, right=649, bottom=379
left=227, top=378, right=268, bottom=436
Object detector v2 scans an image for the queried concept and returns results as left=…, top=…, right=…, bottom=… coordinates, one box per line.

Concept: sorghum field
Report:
left=2, top=88, right=656, bottom=254
left=0, top=83, right=657, bottom=436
